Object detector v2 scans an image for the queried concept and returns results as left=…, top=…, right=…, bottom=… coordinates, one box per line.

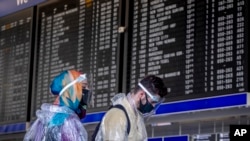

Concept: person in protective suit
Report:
left=24, top=70, right=91, bottom=141
left=94, top=75, right=168, bottom=141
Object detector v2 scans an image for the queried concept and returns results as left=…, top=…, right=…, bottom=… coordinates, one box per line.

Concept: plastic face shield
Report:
left=138, top=82, right=161, bottom=103
left=138, top=82, right=165, bottom=116
left=81, top=88, right=92, bottom=107
left=59, top=74, right=93, bottom=106
left=59, top=74, right=88, bottom=96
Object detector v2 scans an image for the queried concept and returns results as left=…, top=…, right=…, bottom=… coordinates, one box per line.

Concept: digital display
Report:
left=217, top=133, right=229, bottom=141
left=193, top=134, right=216, bottom=141
left=129, top=0, right=248, bottom=100
left=192, top=133, right=229, bottom=141
left=0, top=0, right=249, bottom=137
left=32, top=0, right=120, bottom=118
left=0, top=8, right=33, bottom=124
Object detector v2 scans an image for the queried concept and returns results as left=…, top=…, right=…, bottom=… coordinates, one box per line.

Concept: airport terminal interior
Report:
left=0, top=0, right=249, bottom=141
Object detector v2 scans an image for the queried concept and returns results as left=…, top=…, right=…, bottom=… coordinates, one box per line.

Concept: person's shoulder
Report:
left=105, top=105, right=127, bottom=120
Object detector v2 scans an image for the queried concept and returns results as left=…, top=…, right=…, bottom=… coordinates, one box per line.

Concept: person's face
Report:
left=138, top=86, right=165, bottom=115
left=141, top=91, right=159, bottom=107
left=137, top=91, right=157, bottom=114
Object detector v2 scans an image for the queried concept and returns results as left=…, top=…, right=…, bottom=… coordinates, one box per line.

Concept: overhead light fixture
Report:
left=151, top=122, right=172, bottom=127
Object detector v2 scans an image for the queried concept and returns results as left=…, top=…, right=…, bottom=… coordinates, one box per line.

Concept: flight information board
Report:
left=0, top=8, right=33, bottom=124
left=32, top=0, right=120, bottom=117
left=129, top=0, right=248, bottom=100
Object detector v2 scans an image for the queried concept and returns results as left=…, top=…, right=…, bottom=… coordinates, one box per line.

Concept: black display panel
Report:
left=129, top=0, right=248, bottom=101
left=32, top=0, right=120, bottom=117
left=0, top=8, right=33, bottom=124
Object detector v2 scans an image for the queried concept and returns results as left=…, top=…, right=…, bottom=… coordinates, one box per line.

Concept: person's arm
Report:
left=101, top=108, right=128, bottom=141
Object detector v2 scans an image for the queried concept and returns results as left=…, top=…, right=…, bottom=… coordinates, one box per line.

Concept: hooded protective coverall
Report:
left=94, top=93, right=147, bottom=141
left=23, top=70, right=88, bottom=141
left=23, top=103, right=87, bottom=141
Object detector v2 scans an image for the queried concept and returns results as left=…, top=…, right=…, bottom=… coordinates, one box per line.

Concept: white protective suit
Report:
left=94, top=93, right=147, bottom=141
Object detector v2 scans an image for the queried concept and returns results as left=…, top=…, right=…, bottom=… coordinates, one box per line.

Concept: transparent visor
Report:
left=143, top=98, right=165, bottom=118
left=138, top=82, right=161, bottom=103
left=82, top=73, right=93, bottom=107
left=59, top=73, right=93, bottom=106
left=138, top=82, right=165, bottom=117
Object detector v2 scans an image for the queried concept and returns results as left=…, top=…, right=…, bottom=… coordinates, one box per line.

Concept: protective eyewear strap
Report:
left=59, top=74, right=87, bottom=96
left=59, top=79, right=78, bottom=96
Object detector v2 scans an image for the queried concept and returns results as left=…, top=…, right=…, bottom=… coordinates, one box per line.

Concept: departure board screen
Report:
left=0, top=8, right=33, bottom=124
left=129, top=0, right=248, bottom=100
left=32, top=0, right=120, bottom=117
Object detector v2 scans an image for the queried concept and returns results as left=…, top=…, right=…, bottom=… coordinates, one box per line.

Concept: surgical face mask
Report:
left=139, top=96, right=154, bottom=114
